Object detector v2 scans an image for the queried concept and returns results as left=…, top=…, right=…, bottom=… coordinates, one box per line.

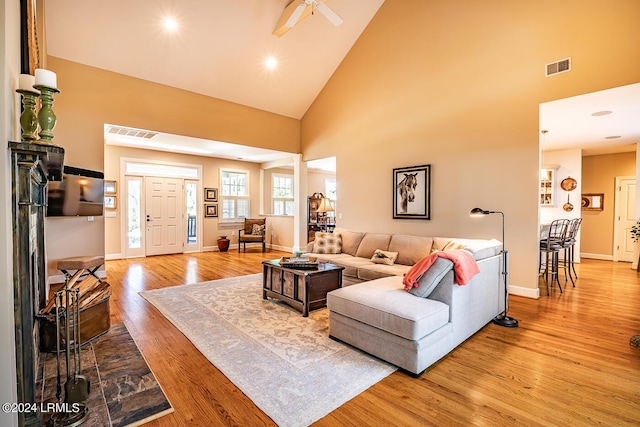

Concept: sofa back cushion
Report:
left=433, top=237, right=502, bottom=261
left=355, top=233, right=392, bottom=259
left=389, top=234, right=434, bottom=266
left=333, top=228, right=365, bottom=256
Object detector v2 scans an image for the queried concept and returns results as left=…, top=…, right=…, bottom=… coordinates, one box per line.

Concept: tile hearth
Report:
left=36, top=323, right=172, bottom=427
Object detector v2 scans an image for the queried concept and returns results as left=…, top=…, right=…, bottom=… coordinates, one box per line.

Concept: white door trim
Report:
left=613, top=175, right=636, bottom=262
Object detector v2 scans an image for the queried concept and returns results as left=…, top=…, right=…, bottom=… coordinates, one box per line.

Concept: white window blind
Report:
left=221, top=170, right=250, bottom=221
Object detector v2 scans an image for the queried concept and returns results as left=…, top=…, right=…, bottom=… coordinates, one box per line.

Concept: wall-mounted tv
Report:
left=46, top=166, right=104, bottom=217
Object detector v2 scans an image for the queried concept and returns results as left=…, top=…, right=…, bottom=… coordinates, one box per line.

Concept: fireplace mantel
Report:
left=9, top=141, right=64, bottom=427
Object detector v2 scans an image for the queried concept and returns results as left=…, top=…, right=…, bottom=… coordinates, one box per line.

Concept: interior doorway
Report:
left=539, top=83, right=640, bottom=264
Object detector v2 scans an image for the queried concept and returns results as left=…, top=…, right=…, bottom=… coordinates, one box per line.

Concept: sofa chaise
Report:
left=304, top=228, right=504, bottom=375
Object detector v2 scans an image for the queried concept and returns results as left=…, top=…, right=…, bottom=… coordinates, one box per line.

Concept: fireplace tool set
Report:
left=50, top=285, right=90, bottom=426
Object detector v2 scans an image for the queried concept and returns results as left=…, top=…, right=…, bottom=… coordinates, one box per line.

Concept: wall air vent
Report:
left=106, top=125, right=157, bottom=139
left=545, top=57, right=571, bottom=77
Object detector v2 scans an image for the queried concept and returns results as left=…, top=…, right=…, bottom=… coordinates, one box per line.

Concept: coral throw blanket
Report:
left=403, top=250, right=480, bottom=290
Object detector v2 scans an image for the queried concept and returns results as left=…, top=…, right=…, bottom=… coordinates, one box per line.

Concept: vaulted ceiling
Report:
left=43, top=0, right=639, bottom=159
left=44, top=0, right=385, bottom=120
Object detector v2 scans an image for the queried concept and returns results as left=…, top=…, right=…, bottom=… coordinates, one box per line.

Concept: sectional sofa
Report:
left=304, top=228, right=504, bottom=375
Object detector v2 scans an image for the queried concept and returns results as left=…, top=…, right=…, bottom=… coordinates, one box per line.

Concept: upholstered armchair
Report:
left=238, top=218, right=266, bottom=252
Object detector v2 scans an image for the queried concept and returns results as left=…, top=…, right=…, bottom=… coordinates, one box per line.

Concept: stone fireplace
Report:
left=9, top=141, right=64, bottom=427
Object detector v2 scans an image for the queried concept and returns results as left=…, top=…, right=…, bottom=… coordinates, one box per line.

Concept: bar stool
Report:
left=564, top=218, right=582, bottom=283
left=539, top=219, right=568, bottom=295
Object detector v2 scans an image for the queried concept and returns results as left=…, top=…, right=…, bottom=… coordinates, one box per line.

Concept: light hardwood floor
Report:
left=105, top=251, right=640, bottom=426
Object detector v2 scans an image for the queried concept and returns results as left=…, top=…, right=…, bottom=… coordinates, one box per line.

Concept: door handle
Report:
left=146, top=214, right=151, bottom=222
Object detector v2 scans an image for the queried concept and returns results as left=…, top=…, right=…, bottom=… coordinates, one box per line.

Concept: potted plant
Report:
left=217, top=236, right=230, bottom=252
left=631, top=220, right=640, bottom=242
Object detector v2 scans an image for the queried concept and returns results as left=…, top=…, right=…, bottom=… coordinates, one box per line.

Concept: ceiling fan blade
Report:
left=285, top=3, right=307, bottom=27
left=315, top=2, right=343, bottom=26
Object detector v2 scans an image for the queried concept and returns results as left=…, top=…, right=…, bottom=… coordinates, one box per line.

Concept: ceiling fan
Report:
left=285, top=0, right=343, bottom=28
left=273, top=0, right=343, bottom=37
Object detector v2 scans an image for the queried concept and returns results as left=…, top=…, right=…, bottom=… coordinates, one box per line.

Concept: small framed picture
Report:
left=581, top=193, right=604, bottom=211
left=104, top=196, right=117, bottom=209
left=205, top=188, right=218, bottom=202
left=205, top=204, right=218, bottom=218
left=104, top=180, right=117, bottom=195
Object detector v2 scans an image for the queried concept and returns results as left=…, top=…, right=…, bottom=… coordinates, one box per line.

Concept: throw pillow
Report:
left=371, top=249, right=399, bottom=265
left=409, top=257, right=454, bottom=298
left=252, top=224, right=265, bottom=235
left=313, top=232, right=342, bottom=254
left=443, top=240, right=466, bottom=251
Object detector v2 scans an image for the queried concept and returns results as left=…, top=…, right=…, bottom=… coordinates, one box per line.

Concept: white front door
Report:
left=614, top=176, right=636, bottom=262
left=145, top=176, right=184, bottom=256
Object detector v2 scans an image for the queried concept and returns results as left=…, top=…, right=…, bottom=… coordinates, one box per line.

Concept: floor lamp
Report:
left=470, top=208, right=519, bottom=328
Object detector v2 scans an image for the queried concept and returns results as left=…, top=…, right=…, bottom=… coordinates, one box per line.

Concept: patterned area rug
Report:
left=140, top=273, right=396, bottom=427
left=37, top=323, right=173, bottom=427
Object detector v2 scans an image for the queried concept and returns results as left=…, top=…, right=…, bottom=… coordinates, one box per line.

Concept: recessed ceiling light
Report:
left=605, top=135, right=621, bottom=139
left=163, top=16, right=178, bottom=32
left=265, top=56, right=278, bottom=70
left=591, top=110, right=612, bottom=116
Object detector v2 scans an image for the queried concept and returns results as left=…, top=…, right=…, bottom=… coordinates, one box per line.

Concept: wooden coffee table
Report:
left=262, top=259, right=344, bottom=317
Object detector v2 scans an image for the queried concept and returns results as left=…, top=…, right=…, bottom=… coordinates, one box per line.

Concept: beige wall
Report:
left=1, top=1, right=22, bottom=423
left=581, top=152, right=636, bottom=256
left=301, top=0, right=640, bottom=296
left=44, top=57, right=300, bottom=276
left=307, top=170, right=335, bottom=197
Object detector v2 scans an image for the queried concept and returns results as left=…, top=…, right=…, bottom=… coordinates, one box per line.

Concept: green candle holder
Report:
left=16, top=89, right=39, bottom=142
left=33, top=84, right=61, bottom=145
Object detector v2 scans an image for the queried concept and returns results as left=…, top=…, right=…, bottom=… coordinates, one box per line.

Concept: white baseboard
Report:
left=509, top=284, right=539, bottom=299
left=269, top=244, right=292, bottom=253
left=581, top=252, right=613, bottom=261
left=105, top=253, right=121, bottom=260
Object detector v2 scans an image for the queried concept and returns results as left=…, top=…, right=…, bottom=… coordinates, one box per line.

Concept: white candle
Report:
left=34, top=68, right=57, bottom=89
left=18, top=74, right=36, bottom=91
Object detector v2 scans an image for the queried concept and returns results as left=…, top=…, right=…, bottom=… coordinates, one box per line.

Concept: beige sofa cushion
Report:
left=327, top=276, right=450, bottom=341
left=356, top=233, right=392, bottom=259
left=328, top=255, right=377, bottom=277
left=389, top=234, right=434, bottom=266
left=333, top=228, right=365, bottom=256
left=357, top=263, right=411, bottom=281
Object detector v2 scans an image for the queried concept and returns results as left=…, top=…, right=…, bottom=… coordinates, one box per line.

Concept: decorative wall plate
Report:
left=560, top=177, right=577, bottom=191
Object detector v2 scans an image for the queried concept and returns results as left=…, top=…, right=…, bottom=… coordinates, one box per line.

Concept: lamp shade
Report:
left=317, top=198, right=334, bottom=213
left=470, top=207, right=490, bottom=216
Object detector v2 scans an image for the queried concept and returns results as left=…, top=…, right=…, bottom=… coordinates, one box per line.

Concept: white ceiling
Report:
left=44, top=1, right=638, bottom=164
left=540, top=83, right=640, bottom=156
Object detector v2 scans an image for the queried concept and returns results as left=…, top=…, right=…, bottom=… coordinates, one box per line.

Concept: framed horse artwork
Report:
left=393, top=164, right=431, bottom=220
